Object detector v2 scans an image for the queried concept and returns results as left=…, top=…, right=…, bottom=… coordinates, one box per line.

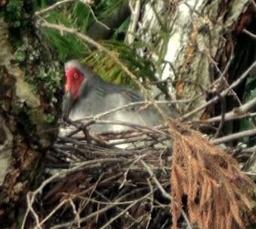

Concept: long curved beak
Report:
left=62, top=91, right=75, bottom=121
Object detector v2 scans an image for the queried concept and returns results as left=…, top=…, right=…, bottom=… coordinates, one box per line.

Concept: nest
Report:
left=21, top=120, right=256, bottom=229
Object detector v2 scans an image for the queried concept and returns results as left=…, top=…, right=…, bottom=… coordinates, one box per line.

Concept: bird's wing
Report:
left=103, top=86, right=165, bottom=127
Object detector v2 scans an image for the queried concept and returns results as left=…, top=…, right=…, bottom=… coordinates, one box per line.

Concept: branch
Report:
left=52, top=191, right=153, bottom=229
left=251, top=0, right=256, bottom=9
left=203, top=96, right=256, bottom=123
left=125, top=0, right=141, bottom=44
left=35, top=0, right=109, bottom=30
left=21, top=158, right=127, bottom=229
left=181, top=60, right=256, bottom=120
left=72, top=99, right=187, bottom=123
left=212, top=128, right=256, bottom=144
left=243, top=29, right=256, bottom=39
left=140, top=160, right=192, bottom=229
left=35, top=0, right=74, bottom=16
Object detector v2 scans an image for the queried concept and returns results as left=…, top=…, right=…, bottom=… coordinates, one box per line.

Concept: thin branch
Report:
left=39, top=200, right=68, bottom=226
left=181, top=60, right=256, bottom=120
left=126, top=0, right=141, bottom=44
left=212, top=128, right=256, bottom=144
left=52, top=191, right=152, bottom=229
left=35, top=0, right=74, bottom=16
left=99, top=192, right=151, bottom=229
left=140, top=160, right=192, bottom=229
left=203, top=97, right=256, bottom=123
left=140, top=159, right=171, bottom=200
left=145, top=179, right=154, bottom=229
left=213, top=93, right=226, bottom=138
left=251, top=0, right=256, bottom=9
left=211, top=49, right=241, bottom=105
left=86, top=4, right=110, bottom=30
left=73, top=99, right=189, bottom=123
left=35, top=0, right=110, bottom=30
left=69, top=199, right=81, bottom=227
left=64, top=119, right=169, bottom=137
left=243, top=29, right=256, bottom=39
left=22, top=158, right=127, bottom=229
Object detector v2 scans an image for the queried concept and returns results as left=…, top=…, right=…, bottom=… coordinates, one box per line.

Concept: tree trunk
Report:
left=0, top=1, right=60, bottom=227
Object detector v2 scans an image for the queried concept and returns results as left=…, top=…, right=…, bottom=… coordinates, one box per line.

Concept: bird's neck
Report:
left=78, top=74, right=103, bottom=99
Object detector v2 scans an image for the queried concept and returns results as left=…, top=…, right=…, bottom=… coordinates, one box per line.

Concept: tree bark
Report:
left=0, top=1, right=60, bottom=227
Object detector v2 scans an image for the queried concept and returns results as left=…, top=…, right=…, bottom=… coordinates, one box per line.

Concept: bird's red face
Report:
left=65, top=67, right=85, bottom=99
left=62, top=66, right=86, bottom=120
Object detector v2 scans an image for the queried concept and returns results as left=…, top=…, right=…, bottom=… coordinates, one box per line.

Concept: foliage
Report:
left=40, top=1, right=92, bottom=60
left=37, top=0, right=126, bottom=60
left=36, top=0, right=157, bottom=88
left=5, top=0, right=24, bottom=27
left=84, top=41, right=156, bottom=87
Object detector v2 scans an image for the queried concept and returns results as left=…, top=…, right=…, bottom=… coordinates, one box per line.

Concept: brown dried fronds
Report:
left=170, top=122, right=256, bottom=229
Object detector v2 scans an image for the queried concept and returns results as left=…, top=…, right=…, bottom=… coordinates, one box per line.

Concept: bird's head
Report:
left=62, top=60, right=87, bottom=120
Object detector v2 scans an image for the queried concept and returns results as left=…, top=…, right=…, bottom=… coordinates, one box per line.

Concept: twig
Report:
left=119, top=155, right=145, bottom=189
left=212, top=49, right=241, bottom=105
left=35, top=0, right=74, bottom=16
left=86, top=4, right=110, bottom=30
left=242, top=150, right=256, bottom=171
left=242, top=145, right=256, bottom=153
left=212, top=128, right=256, bottom=144
left=99, top=192, right=151, bottom=229
left=22, top=158, right=127, bottom=229
left=21, top=173, right=62, bottom=229
left=39, top=199, right=68, bottom=226
left=35, top=0, right=110, bottom=30
left=243, top=29, right=256, bottom=39
left=140, top=160, right=192, bottom=229
left=140, top=159, right=171, bottom=200
left=67, top=119, right=168, bottom=137
left=28, top=193, right=42, bottom=229
left=81, top=174, right=103, bottom=211
left=145, top=179, right=154, bottom=229
left=126, top=0, right=141, bottom=44
left=52, top=191, right=152, bottom=229
left=74, top=99, right=187, bottom=123
left=213, top=93, right=226, bottom=138
left=95, top=190, right=146, bottom=228
left=181, top=60, right=256, bottom=120
left=69, top=199, right=81, bottom=227
left=203, top=97, right=256, bottom=123
left=251, top=0, right=256, bottom=9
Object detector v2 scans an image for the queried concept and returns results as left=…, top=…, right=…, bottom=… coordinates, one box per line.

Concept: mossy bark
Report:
left=0, top=1, right=61, bottom=227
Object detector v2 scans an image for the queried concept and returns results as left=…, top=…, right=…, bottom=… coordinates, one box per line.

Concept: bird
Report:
left=60, top=60, right=168, bottom=135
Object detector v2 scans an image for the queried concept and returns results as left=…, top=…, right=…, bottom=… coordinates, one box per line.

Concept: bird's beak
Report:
left=62, top=91, right=75, bottom=121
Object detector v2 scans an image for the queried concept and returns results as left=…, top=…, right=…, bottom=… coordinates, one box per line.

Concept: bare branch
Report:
left=35, top=0, right=74, bottom=16
left=181, top=60, right=256, bottom=120
left=212, top=128, right=256, bottom=144
left=243, top=29, right=256, bottom=39
left=203, top=97, right=256, bottom=123
left=126, top=0, right=141, bottom=44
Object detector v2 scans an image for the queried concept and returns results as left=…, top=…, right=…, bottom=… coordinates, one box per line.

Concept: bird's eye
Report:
left=73, top=73, right=79, bottom=79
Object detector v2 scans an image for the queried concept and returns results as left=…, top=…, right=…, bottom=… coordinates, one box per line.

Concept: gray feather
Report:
left=62, top=61, right=166, bottom=134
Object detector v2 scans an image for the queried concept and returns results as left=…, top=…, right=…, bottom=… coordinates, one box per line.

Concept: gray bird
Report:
left=61, top=60, right=167, bottom=135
